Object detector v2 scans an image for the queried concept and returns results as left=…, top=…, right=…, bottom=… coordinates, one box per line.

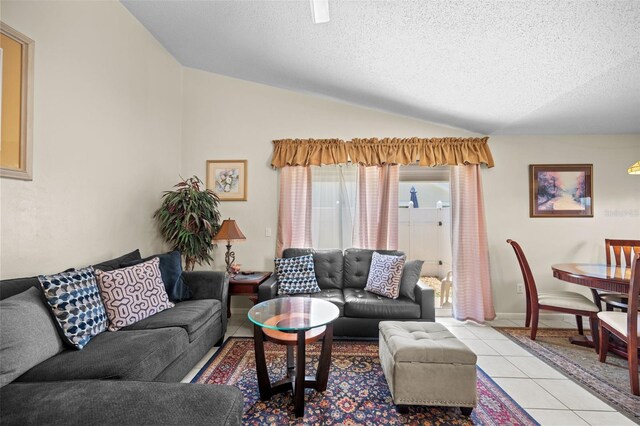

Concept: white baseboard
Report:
left=494, top=312, right=576, bottom=321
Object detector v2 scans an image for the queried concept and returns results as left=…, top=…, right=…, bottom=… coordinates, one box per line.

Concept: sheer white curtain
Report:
left=310, top=165, right=357, bottom=250
left=276, top=166, right=313, bottom=256
left=353, top=165, right=399, bottom=250
left=277, top=164, right=399, bottom=253
left=450, top=165, right=495, bottom=322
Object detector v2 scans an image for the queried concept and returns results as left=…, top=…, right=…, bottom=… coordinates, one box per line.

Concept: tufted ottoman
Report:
left=378, top=321, right=477, bottom=415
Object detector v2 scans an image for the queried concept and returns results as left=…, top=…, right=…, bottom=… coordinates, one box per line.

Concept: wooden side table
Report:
left=227, top=271, right=272, bottom=318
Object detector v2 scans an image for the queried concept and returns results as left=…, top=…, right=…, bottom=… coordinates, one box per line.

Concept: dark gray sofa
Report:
left=0, top=254, right=243, bottom=425
left=259, top=248, right=436, bottom=337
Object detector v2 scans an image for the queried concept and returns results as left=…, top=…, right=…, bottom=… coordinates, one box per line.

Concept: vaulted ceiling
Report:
left=122, top=0, right=640, bottom=135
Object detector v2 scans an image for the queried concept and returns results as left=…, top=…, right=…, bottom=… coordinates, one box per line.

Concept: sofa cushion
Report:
left=308, top=289, right=346, bottom=316
left=343, top=288, right=421, bottom=319
left=343, top=248, right=404, bottom=289
left=91, top=249, right=141, bottom=272
left=121, top=251, right=192, bottom=302
left=0, top=276, right=40, bottom=300
left=38, top=267, right=108, bottom=349
left=16, top=327, right=188, bottom=382
left=95, top=257, right=174, bottom=331
left=399, top=260, right=424, bottom=302
left=0, top=380, right=244, bottom=426
left=0, top=288, right=65, bottom=388
left=121, top=299, right=221, bottom=342
left=283, top=248, right=344, bottom=290
left=365, top=252, right=406, bottom=299
left=275, top=254, right=321, bottom=295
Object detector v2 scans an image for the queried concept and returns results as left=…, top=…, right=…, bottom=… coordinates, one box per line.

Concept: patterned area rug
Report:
left=192, top=337, right=537, bottom=425
left=497, top=327, right=640, bottom=420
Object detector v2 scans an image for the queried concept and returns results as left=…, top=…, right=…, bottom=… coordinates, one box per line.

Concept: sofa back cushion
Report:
left=0, top=287, right=65, bottom=387
left=0, top=276, right=40, bottom=301
left=343, top=248, right=404, bottom=289
left=283, top=248, right=343, bottom=290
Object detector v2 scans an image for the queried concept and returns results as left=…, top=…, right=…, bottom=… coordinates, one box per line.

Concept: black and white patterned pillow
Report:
left=364, top=252, right=406, bottom=299
left=275, top=254, right=321, bottom=295
left=38, top=267, right=108, bottom=349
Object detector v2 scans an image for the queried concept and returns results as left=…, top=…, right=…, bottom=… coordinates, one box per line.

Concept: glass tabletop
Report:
left=552, top=263, right=631, bottom=284
left=248, top=297, right=340, bottom=331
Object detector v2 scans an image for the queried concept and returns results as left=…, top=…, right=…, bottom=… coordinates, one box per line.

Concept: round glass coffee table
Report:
left=248, top=297, right=340, bottom=417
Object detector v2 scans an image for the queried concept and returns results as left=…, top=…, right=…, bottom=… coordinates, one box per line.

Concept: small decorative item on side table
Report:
left=212, top=218, right=246, bottom=273
left=227, top=271, right=272, bottom=318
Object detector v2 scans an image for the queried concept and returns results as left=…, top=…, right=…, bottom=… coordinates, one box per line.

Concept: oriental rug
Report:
left=497, top=327, right=640, bottom=421
left=192, top=337, right=537, bottom=425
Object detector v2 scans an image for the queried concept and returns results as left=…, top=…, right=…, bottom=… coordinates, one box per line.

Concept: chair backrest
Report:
left=605, top=239, right=640, bottom=267
left=627, top=253, right=640, bottom=349
left=506, top=239, right=538, bottom=303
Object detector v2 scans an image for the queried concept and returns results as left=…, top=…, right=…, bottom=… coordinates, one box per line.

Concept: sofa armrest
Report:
left=258, top=275, right=278, bottom=302
left=0, top=380, right=243, bottom=426
left=183, top=271, right=229, bottom=335
left=414, top=282, right=436, bottom=321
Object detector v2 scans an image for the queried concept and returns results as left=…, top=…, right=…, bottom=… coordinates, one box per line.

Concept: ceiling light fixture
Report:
left=310, top=0, right=330, bottom=24
left=628, top=161, right=640, bottom=175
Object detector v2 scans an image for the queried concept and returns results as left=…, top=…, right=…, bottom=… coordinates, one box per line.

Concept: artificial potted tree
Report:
left=154, top=176, right=222, bottom=271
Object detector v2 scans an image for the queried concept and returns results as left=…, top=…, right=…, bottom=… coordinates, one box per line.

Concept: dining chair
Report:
left=597, top=253, right=640, bottom=396
left=596, top=239, right=640, bottom=312
left=507, top=239, right=600, bottom=341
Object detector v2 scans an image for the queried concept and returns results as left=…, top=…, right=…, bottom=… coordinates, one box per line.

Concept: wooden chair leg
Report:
left=575, top=315, right=583, bottom=335
left=598, top=324, right=608, bottom=363
left=589, top=313, right=599, bottom=353
left=530, top=309, right=539, bottom=340
left=525, top=299, right=531, bottom=328
left=628, top=342, right=639, bottom=396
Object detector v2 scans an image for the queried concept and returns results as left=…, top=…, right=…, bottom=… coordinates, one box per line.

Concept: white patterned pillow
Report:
left=95, top=257, right=174, bottom=331
left=275, top=254, right=321, bottom=295
left=38, top=267, right=108, bottom=349
left=365, top=252, right=407, bottom=299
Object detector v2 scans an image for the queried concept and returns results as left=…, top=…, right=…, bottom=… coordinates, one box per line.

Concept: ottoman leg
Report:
left=396, top=405, right=409, bottom=414
left=460, top=407, right=473, bottom=416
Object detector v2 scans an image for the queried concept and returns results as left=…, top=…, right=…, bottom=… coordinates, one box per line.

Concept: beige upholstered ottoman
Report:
left=379, top=321, right=477, bottom=415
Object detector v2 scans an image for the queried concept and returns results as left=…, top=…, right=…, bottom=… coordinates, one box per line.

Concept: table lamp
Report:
left=213, top=218, right=246, bottom=273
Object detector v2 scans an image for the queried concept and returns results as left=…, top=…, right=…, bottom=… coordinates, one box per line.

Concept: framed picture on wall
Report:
left=1, top=22, right=35, bottom=180
left=529, top=164, right=593, bottom=218
left=206, top=160, right=247, bottom=201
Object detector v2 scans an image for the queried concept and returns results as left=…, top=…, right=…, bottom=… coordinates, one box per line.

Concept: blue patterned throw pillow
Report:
left=365, top=252, right=406, bottom=299
left=275, top=254, right=321, bottom=295
left=38, top=267, right=108, bottom=349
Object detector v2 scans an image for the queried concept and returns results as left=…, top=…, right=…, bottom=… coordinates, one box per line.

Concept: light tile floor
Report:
left=181, top=315, right=636, bottom=426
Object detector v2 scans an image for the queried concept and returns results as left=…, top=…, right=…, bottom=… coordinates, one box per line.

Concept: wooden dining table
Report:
left=552, top=263, right=632, bottom=356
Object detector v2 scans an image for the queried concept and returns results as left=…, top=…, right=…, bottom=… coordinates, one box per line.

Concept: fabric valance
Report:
left=271, top=137, right=494, bottom=168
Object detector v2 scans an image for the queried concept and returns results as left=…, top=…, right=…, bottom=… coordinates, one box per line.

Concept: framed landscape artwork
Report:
left=529, top=164, right=593, bottom=218
left=206, top=160, right=247, bottom=201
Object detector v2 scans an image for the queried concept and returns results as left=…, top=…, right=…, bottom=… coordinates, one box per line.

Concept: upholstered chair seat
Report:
left=538, top=291, right=600, bottom=312
left=597, top=311, right=640, bottom=337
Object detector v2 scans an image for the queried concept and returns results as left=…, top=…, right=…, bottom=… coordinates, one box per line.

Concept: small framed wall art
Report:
left=206, top=160, right=247, bottom=201
left=529, top=164, right=593, bottom=218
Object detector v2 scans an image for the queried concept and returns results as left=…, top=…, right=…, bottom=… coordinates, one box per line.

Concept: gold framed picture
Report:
left=1, top=22, right=35, bottom=180
left=206, top=160, right=247, bottom=201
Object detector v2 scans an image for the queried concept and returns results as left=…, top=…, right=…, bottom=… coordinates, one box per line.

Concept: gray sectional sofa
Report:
left=0, top=251, right=243, bottom=425
left=259, top=248, right=436, bottom=337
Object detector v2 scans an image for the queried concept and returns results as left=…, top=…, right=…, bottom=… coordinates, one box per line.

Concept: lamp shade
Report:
left=628, top=161, right=640, bottom=175
left=213, top=219, right=246, bottom=242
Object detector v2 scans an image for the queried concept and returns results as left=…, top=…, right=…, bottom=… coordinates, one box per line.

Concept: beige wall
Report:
left=0, top=1, right=183, bottom=278
left=181, top=68, right=640, bottom=314
left=180, top=68, right=474, bottom=275
left=485, top=135, right=640, bottom=314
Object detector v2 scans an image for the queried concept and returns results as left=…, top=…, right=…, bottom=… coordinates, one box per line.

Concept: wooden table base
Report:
left=253, top=323, right=334, bottom=417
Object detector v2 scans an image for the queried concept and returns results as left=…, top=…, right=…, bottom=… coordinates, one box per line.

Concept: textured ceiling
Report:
left=122, top=0, right=640, bottom=135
